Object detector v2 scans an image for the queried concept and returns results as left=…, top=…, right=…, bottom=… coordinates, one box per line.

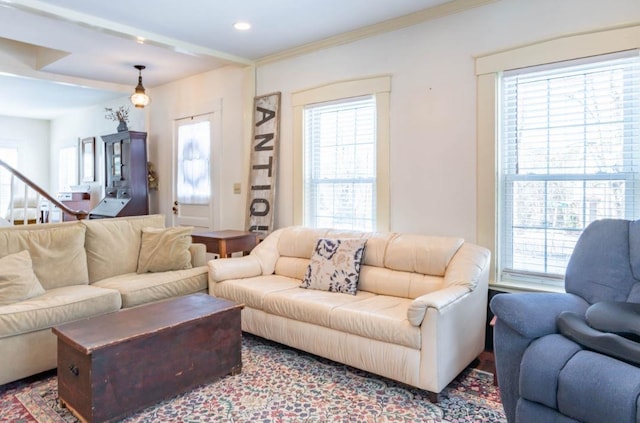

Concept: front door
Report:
left=172, top=114, right=214, bottom=231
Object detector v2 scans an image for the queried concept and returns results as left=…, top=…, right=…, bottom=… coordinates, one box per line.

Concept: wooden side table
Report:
left=191, top=230, right=258, bottom=258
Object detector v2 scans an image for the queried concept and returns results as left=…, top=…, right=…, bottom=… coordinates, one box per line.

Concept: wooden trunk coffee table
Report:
left=52, top=294, right=243, bottom=423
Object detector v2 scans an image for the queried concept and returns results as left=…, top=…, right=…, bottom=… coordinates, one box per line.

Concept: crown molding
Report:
left=256, top=0, right=499, bottom=66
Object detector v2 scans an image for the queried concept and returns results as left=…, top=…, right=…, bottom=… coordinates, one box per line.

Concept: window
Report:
left=498, top=51, right=640, bottom=286
left=0, top=147, right=18, bottom=215
left=58, top=146, right=78, bottom=191
left=303, top=96, right=376, bottom=231
left=292, top=76, right=390, bottom=232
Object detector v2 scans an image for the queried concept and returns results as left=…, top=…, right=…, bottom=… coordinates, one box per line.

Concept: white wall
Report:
left=0, top=115, right=50, bottom=188
left=256, top=0, right=640, bottom=241
left=147, top=65, right=250, bottom=229
left=49, top=97, right=146, bottom=201
left=46, top=65, right=248, bottom=228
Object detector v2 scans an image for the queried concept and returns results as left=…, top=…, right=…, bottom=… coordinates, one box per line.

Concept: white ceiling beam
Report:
left=0, top=62, right=131, bottom=93
left=0, top=0, right=254, bottom=66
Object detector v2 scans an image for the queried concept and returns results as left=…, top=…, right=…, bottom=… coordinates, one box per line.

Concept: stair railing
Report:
left=0, top=158, right=88, bottom=224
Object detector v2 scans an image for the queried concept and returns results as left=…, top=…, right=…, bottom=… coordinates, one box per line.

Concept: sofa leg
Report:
left=426, top=391, right=441, bottom=403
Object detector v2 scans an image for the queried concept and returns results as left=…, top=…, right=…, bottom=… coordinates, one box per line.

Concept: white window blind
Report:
left=499, top=51, right=640, bottom=286
left=303, top=96, right=377, bottom=231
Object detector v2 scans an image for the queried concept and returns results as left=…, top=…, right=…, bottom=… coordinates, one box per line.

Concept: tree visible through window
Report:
left=303, top=96, right=377, bottom=231
left=499, top=52, right=640, bottom=285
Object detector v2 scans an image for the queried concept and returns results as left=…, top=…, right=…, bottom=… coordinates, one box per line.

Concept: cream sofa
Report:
left=208, top=226, right=491, bottom=396
left=0, top=214, right=208, bottom=385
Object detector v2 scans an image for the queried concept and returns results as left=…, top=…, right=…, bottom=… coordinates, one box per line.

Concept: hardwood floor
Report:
left=475, top=350, right=496, bottom=375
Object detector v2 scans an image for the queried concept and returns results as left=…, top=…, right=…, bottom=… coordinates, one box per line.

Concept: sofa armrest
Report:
left=208, top=255, right=263, bottom=285
left=408, top=285, right=470, bottom=326
left=190, top=243, right=207, bottom=267
left=490, top=292, right=589, bottom=339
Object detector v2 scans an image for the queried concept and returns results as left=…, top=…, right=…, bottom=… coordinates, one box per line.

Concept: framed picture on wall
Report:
left=81, top=137, right=95, bottom=182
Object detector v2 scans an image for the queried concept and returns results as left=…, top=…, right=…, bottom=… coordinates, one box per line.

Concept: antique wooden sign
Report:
left=246, top=92, right=280, bottom=235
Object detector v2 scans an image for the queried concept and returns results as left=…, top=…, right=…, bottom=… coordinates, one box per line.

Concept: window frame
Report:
left=475, top=24, right=640, bottom=292
left=498, top=53, right=640, bottom=288
left=292, top=76, right=391, bottom=232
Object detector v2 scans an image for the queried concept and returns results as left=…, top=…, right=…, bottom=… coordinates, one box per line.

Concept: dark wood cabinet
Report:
left=90, top=131, right=149, bottom=218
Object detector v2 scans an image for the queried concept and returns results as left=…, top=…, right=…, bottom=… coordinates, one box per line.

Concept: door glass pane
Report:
left=177, top=121, right=211, bottom=205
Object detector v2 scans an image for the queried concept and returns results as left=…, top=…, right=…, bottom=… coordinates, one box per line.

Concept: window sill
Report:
left=489, top=280, right=566, bottom=294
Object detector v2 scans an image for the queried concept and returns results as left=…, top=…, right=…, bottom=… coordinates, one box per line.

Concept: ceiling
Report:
left=0, top=0, right=472, bottom=119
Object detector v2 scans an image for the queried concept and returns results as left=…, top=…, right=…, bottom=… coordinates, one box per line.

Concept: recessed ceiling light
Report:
left=233, top=21, right=251, bottom=31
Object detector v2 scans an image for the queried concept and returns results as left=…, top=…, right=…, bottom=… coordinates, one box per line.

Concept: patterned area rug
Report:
left=0, top=334, right=505, bottom=422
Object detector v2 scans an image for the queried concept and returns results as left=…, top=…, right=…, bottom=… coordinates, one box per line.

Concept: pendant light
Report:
left=130, top=65, right=150, bottom=108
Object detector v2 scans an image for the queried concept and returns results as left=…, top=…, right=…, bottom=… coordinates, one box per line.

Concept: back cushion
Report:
left=629, top=220, right=640, bottom=281
left=566, top=219, right=638, bottom=304
left=0, top=221, right=88, bottom=289
left=277, top=227, right=328, bottom=258
left=275, top=256, right=310, bottom=280
left=361, top=232, right=396, bottom=267
left=272, top=227, right=457, bottom=298
left=358, top=266, right=444, bottom=298
left=384, top=234, right=463, bottom=276
left=82, top=214, right=165, bottom=283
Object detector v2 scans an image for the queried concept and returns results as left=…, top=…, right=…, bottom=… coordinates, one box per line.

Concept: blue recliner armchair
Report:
left=491, top=219, right=640, bottom=423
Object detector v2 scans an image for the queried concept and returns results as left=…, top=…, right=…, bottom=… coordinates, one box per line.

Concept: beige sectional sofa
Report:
left=208, top=226, right=491, bottom=396
left=0, top=214, right=208, bottom=385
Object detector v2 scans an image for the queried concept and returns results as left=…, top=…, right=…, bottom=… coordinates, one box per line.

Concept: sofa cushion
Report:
left=301, top=238, right=367, bottom=295
left=330, top=295, right=420, bottom=349
left=0, top=285, right=121, bottom=339
left=0, top=250, right=45, bottom=306
left=262, top=287, right=375, bottom=327
left=277, top=227, right=328, bottom=259
left=384, top=234, right=463, bottom=277
left=0, top=222, right=89, bottom=289
left=358, top=266, right=444, bottom=299
left=274, top=257, right=310, bottom=280
left=520, top=334, right=583, bottom=410
left=83, top=214, right=165, bottom=283
left=91, top=267, right=208, bottom=308
left=360, top=232, right=397, bottom=267
left=137, top=226, right=193, bottom=273
left=557, top=350, right=640, bottom=423
left=214, top=275, right=300, bottom=309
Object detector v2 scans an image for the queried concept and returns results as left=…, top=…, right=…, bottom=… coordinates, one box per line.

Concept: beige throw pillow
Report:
left=136, top=226, right=194, bottom=274
left=0, top=250, right=46, bottom=306
left=301, top=238, right=367, bottom=295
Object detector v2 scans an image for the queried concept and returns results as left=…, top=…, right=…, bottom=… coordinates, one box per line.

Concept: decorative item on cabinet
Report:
left=104, top=106, right=130, bottom=133
left=89, top=131, right=149, bottom=219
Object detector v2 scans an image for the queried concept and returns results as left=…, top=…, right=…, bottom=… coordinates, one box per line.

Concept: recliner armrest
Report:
left=490, top=292, right=589, bottom=339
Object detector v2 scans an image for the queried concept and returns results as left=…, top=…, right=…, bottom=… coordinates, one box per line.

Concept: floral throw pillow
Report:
left=301, top=238, right=367, bottom=295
